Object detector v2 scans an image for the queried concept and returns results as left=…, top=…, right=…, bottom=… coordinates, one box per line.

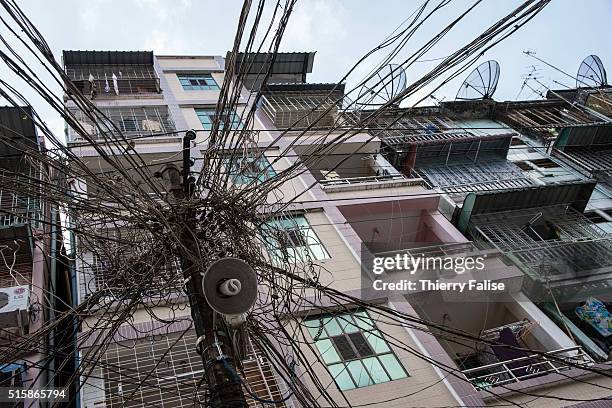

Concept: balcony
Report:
left=413, top=160, right=534, bottom=197
left=292, top=142, right=421, bottom=193
left=260, top=83, right=344, bottom=129
left=63, top=50, right=160, bottom=98
left=77, top=232, right=184, bottom=301
left=0, top=169, right=43, bottom=230
left=67, top=106, right=176, bottom=142
left=551, top=123, right=612, bottom=182
left=468, top=205, right=612, bottom=283
left=411, top=291, right=594, bottom=390
left=495, top=100, right=606, bottom=144
left=461, top=346, right=591, bottom=389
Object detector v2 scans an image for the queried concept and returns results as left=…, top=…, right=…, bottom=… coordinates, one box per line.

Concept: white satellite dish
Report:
left=202, top=257, right=257, bottom=316
left=576, top=55, right=607, bottom=88
left=356, top=64, right=407, bottom=109
left=456, top=60, right=500, bottom=100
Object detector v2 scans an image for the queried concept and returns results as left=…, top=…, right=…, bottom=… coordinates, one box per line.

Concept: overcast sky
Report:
left=8, top=0, right=612, bottom=139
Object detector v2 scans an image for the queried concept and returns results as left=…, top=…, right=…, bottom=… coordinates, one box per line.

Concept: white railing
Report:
left=319, top=173, right=410, bottom=186
left=461, top=346, right=593, bottom=389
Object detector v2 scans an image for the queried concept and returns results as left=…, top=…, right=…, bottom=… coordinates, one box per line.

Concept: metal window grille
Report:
left=501, top=105, right=605, bottom=140
left=68, top=106, right=176, bottom=141
left=96, top=330, right=287, bottom=408
left=260, top=214, right=329, bottom=264
left=79, top=229, right=184, bottom=299
left=469, top=205, right=612, bottom=279
left=415, top=160, right=535, bottom=194
left=369, top=115, right=461, bottom=145
left=65, top=64, right=160, bottom=96
left=223, top=155, right=276, bottom=185
left=195, top=108, right=244, bottom=131
left=0, top=168, right=43, bottom=229
left=261, top=91, right=340, bottom=129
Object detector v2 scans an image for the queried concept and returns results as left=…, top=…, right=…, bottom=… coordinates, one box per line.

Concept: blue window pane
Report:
left=178, top=74, right=219, bottom=90
left=196, top=109, right=243, bottom=131
left=304, top=318, right=323, bottom=339
left=346, top=360, right=373, bottom=388
left=378, top=354, right=407, bottom=380
left=362, top=357, right=390, bottom=384
left=226, top=156, right=276, bottom=185
left=328, top=364, right=355, bottom=391
left=315, top=339, right=341, bottom=364
left=323, top=317, right=342, bottom=337
left=336, top=314, right=356, bottom=333
left=365, top=330, right=391, bottom=353
left=353, top=310, right=374, bottom=330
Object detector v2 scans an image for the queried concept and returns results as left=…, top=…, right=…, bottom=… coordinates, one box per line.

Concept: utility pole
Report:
left=159, top=130, right=247, bottom=407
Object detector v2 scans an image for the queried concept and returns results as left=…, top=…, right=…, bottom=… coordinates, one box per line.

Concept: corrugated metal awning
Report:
left=0, top=106, right=39, bottom=161
left=555, top=124, right=612, bottom=150
left=63, top=50, right=154, bottom=66
left=264, top=82, right=344, bottom=93
left=457, top=181, right=596, bottom=231
left=228, top=51, right=315, bottom=75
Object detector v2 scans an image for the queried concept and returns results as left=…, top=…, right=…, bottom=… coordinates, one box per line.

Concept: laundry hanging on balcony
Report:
left=88, top=73, right=96, bottom=99
left=104, top=73, right=110, bottom=93
left=112, top=73, right=119, bottom=95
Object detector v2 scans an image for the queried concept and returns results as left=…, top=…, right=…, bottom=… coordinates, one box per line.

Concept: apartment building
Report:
left=63, top=49, right=612, bottom=408
left=63, top=50, right=297, bottom=408
left=369, top=94, right=612, bottom=404
left=0, top=106, right=67, bottom=407
left=231, top=54, right=612, bottom=406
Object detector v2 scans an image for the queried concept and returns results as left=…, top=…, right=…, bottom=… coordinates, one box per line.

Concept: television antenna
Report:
left=455, top=60, right=500, bottom=100
left=355, top=64, right=407, bottom=109
left=576, top=55, right=607, bottom=88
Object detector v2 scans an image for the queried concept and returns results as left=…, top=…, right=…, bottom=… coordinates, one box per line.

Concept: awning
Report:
left=555, top=124, right=612, bottom=151
left=457, top=181, right=596, bottom=231
left=63, top=50, right=154, bottom=66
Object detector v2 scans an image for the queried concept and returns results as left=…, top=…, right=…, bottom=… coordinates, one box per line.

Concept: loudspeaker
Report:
left=202, top=257, right=257, bottom=315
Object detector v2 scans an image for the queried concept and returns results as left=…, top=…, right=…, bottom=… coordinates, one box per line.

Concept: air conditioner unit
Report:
left=0, top=286, right=29, bottom=329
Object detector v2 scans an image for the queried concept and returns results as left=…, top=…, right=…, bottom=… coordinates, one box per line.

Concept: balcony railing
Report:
left=79, top=253, right=184, bottom=300
left=319, top=173, right=409, bottom=186
left=261, top=92, right=339, bottom=129
left=461, top=346, right=593, bottom=389
left=68, top=106, right=176, bottom=142
left=65, top=64, right=160, bottom=97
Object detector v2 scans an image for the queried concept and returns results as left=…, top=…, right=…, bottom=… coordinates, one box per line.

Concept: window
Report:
left=260, top=215, right=329, bottom=264
left=196, top=108, right=243, bottom=131
left=224, top=155, right=276, bottom=185
left=305, top=310, right=407, bottom=390
left=178, top=74, right=219, bottom=90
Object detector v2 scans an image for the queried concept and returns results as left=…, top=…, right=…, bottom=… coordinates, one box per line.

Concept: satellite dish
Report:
left=455, top=60, right=500, bottom=100
left=202, top=257, right=257, bottom=316
left=576, top=55, right=607, bottom=88
left=356, top=64, right=407, bottom=109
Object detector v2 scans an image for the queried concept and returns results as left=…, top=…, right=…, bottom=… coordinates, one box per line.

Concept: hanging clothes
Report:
left=112, top=73, right=119, bottom=95
left=88, top=73, right=96, bottom=99
left=104, top=73, right=110, bottom=93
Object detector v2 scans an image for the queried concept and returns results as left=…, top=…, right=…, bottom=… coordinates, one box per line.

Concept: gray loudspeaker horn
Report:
left=202, top=257, right=257, bottom=316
